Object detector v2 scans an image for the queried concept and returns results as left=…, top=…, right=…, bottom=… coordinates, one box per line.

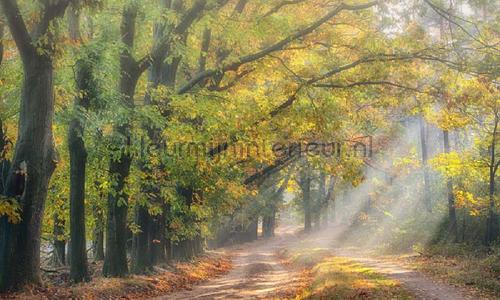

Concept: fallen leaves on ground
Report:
left=273, top=248, right=413, bottom=300
left=0, top=253, right=232, bottom=300
left=400, top=251, right=499, bottom=299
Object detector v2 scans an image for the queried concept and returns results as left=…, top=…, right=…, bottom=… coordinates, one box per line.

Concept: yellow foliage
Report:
left=0, top=196, right=22, bottom=224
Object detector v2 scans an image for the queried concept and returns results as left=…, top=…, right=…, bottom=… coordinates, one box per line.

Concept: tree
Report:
left=0, top=0, right=71, bottom=291
left=297, top=162, right=312, bottom=233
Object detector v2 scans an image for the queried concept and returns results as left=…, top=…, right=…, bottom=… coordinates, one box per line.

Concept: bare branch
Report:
left=423, top=0, right=499, bottom=52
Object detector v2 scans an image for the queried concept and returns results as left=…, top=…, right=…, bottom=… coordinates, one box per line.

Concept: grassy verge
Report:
left=278, top=248, right=414, bottom=300
left=1, top=252, right=232, bottom=299
left=401, top=245, right=500, bottom=298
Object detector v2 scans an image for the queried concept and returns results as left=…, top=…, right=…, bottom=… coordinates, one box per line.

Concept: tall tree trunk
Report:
left=419, top=115, right=432, bottom=212
left=303, top=175, right=312, bottom=233
left=68, top=116, right=90, bottom=281
left=443, top=130, right=457, bottom=241
left=270, top=210, right=276, bottom=236
left=0, top=0, right=69, bottom=290
left=322, top=202, right=330, bottom=227
left=486, top=114, right=499, bottom=245
left=92, top=219, right=105, bottom=261
left=103, top=4, right=141, bottom=277
left=103, top=148, right=132, bottom=276
left=52, top=215, right=66, bottom=266
left=262, top=215, right=271, bottom=238
left=266, top=209, right=276, bottom=237
left=0, top=55, right=58, bottom=291
left=131, top=205, right=152, bottom=273
left=246, top=218, right=258, bottom=241
left=67, top=5, right=92, bottom=282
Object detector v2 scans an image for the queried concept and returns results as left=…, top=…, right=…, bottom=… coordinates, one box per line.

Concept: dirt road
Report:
left=154, top=225, right=482, bottom=300
left=334, top=251, right=478, bottom=300
left=156, top=226, right=301, bottom=299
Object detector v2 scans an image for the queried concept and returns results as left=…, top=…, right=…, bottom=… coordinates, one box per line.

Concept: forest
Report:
left=0, top=0, right=498, bottom=299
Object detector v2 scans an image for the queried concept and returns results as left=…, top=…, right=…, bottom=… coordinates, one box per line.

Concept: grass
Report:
left=402, top=244, right=500, bottom=298
left=280, top=249, right=414, bottom=299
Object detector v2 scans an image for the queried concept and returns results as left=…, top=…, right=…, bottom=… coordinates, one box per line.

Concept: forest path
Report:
left=332, top=249, right=477, bottom=300
left=291, top=227, right=483, bottom=300
left=155, top=225, right=481, bottom=300
left=156, top=225, right=302, bottom=299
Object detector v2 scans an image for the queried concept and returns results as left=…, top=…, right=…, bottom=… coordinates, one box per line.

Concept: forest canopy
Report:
left=0, top=0, right=498, bottom=294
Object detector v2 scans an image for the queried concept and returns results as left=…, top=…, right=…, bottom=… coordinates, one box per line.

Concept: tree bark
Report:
left=301, top=174, right=312, bottom=233
left=67, top=6, right=91, bottom=282
left=92, top=218, right=105, bottom=261
left=443, top=130, right=457, bottom=241
left=52, top=215, right=66, bottom=266
left=103, top=4, right=141, bottom=277
left=419, top=115, right=432, bottom=212
left=0, top=54, right=58, bottom=291
left=486, top=114, right=499, bottom=245
left=0, top=0, right=70, bottom=291
left=131, top=205, right=152, bottom=273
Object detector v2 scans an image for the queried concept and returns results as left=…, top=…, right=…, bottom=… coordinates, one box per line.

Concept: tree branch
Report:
left=34, top=0, right=71, bottom=40
left=175, top=0, right=207, bottom=35
left=313, top=80, right=434, bottom=95
left=138, top=0, right=208, bottom=74
left=0, top=0, right=33, bottom=58
left=263, top=0, right=307, bottom=17
left=244, top=154, right=297, bottom=186
left=423, top=0, right=498, bottom=52
left=178, top=1, right=378, bottom=94
left=207, top=68, right=254, bottom=91
left=233, top=0, right=249, bottom=15
left=207, top=51, right=421, bottom=157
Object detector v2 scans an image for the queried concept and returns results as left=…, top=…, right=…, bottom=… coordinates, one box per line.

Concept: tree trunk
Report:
left=312, top=212, right=320, bottom=231
left=68, top=117, right=90, bottom=281
left=262, top=215, right=272, bottom=238
left=419, top=115, right=432, bottom=212
left=268, top=210, right=276, bottom=237
left=92, top=197, right=105, bottom=261
left=131, top=205, right=152, bottom=274
left=103, top=147, right=132, bottom=277
left=52, top=215, right=66, bottom=266
left=322, top=201, right=329, bottom=227
left=247, top=218, right=258, bottom=241
left=0, top=56, right=57, bottom=291
left=302, top=174, right=312, bottom=233
left=103, top=4, right=141, bottom=277
left=92, top=222, right=105, bottom=261
left=485, top=115, right=498, bottom=245
left=67, top=5, right=91, bottom=283
left=443, top=130, right=457, bottom=242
